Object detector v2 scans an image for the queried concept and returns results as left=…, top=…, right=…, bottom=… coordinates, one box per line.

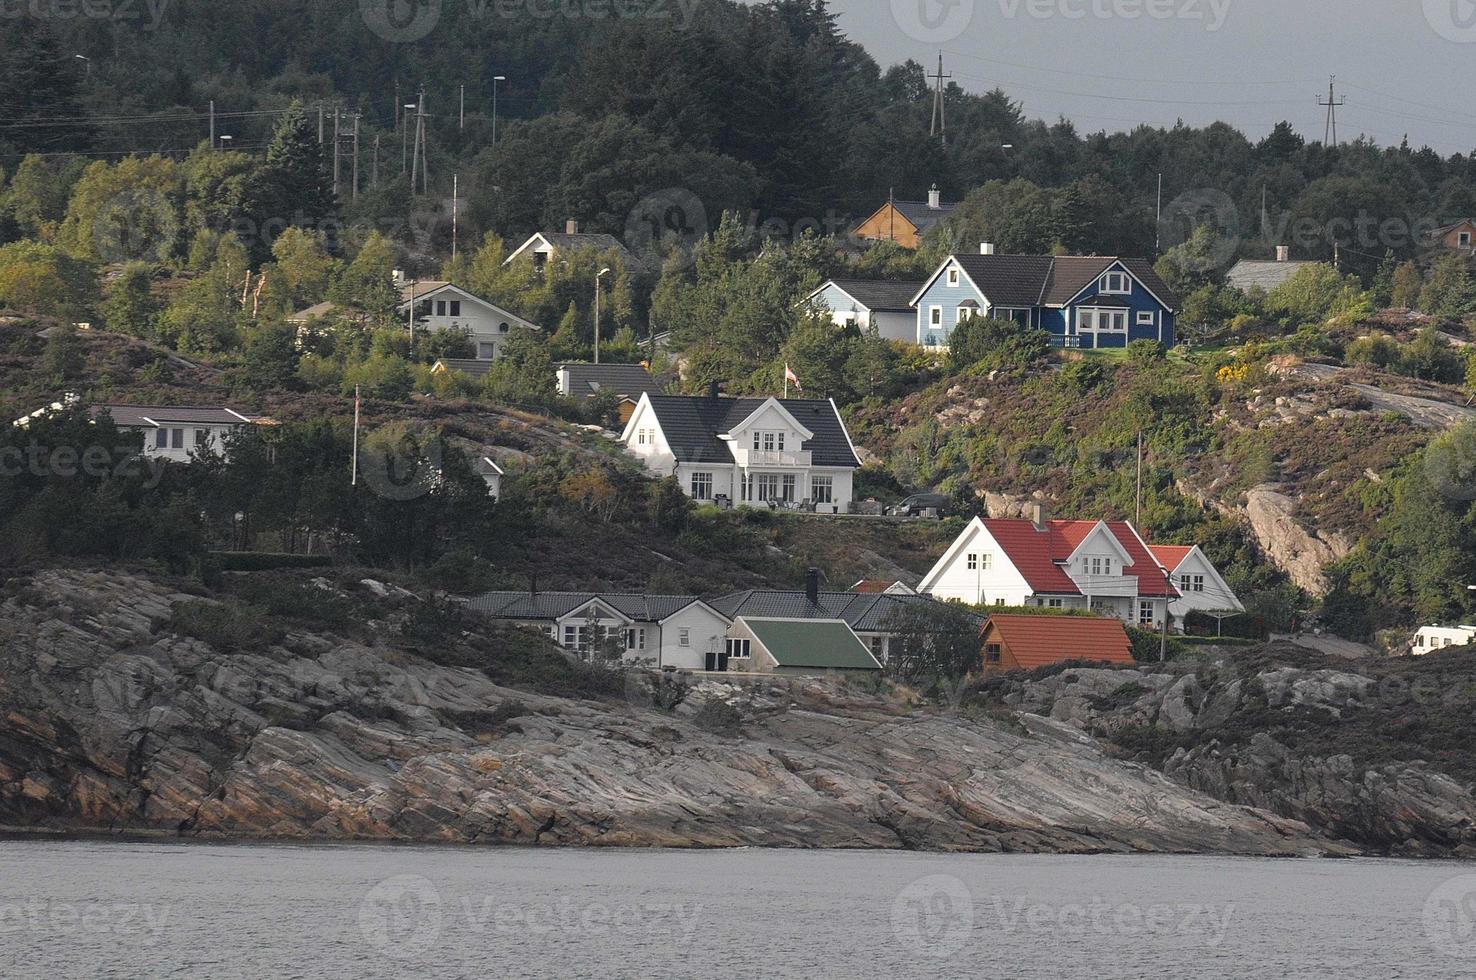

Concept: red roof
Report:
left=1148, top=545, right=1194, bottom=572
left=984, top=615, right=1137, bottom=669
left=851, top=580, right=896, bottom=594
left=978, top=519, right=1178, bottom=598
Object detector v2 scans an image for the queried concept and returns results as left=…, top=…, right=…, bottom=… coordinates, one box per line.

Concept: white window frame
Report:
left=1138, top=601, right=1155, bottom=625
left=1100, top=271, right=1131, bottom=294
left=1077, top=307, right=1128, bottom=333
left=956, top=306, right=975, bottom=323
left=810, top=475, right=833, bottom=504
left=947, top=267, right=960, bottom=286
left=929, top=306, right=942, bottom=326
left=679, top=628, right=691, bottom=647
left=690, top=472, right=713, bottom=500
left=1046, top=598, right=1064, bottom=609
left=967, top=553, right=978, bottom=570
left=1136, top=310, right=1155, bottom=327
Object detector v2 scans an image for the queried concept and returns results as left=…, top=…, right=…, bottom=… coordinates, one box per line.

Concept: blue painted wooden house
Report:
left=909, top=249, right=1180, bottom=349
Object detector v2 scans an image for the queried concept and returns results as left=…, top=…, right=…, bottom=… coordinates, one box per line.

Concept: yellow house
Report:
left=851, top=185, right=956, bottom=250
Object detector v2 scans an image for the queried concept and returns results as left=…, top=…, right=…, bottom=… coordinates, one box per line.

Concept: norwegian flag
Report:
left=784, top=364, right=802, bottom=391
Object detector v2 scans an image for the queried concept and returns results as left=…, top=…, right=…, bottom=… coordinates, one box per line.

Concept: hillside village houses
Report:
left=467, top=571, right=960, bottom=672
left=912, top=248, right=1180, bottom=350
left=1149, top=544, right=1246, bottom=624
left=290, top=273, right=540, bottom=362
left=14, top=398, right=263, bottom=462
left=917, top=506, right=1241, bottom=631
left=850, top=185, right=957, bottom=250
left=620, top=390, right=861, bottom=513
left=803, top=279, right=924, bottom=344
left=503, top=221, right=643, bottom=274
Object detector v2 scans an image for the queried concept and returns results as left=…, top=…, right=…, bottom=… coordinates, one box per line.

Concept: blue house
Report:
left=909, top=249, right=1180, bottom=350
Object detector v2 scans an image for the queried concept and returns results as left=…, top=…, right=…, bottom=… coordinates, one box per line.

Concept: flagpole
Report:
left=351, top=385, right=360, bottom=486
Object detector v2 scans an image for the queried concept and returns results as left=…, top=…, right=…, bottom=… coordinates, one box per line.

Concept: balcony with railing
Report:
left=732, top=447, right=812, bottom=468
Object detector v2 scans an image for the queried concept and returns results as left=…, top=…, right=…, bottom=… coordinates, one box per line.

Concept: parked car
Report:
left=888, top=493, right=950, bottom=518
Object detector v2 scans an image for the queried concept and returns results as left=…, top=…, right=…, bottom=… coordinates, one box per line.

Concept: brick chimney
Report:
left=927, top=184, right=941, bottom=209
left=565, top=219, right=579, bottom=235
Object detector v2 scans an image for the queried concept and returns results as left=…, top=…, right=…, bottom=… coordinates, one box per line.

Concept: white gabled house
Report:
left=1148, top=545, right=1245, bottom=622
left=397, top=279, right=540, bottom=361
left=918, top=506, right=1180, bottom=630
left=802, top=279, right=923, bottom=344
left=14, top=399, right=263, bottom=463
left=466, top=590, right=732, bottom=670
left=620, top=392, right=861, bottom=514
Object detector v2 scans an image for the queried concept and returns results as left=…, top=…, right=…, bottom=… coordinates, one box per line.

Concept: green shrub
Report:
left=168, top=599, right=284, bottom=652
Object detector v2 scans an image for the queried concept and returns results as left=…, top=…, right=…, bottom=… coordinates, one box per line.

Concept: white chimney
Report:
left=980, top=242, right=996, bottom=256
left=1276, top=245, right=1290, bottom=263
left=391, top=269, right=406, bottom=287
left=566, top=219, right=579, bottom=235
left=927, top=184, right=941, bottom=209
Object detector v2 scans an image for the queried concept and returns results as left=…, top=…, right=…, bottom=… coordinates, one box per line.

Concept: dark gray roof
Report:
left=466, top=591, right=712, bottom=623
left=824, top=279, right=926, bottom=313
left=1225, top=259, right=1318, bottom=292
left=948, top=254, right=1181, bottom=310
left=92, top=404, right=256, bottom=426
left=891, top=199, right=957, bottom=233
left=433, top=358, right=494, bottom=379
left=710, top=591, right=981, bottom=632
left=642, top=395, right=859, bottom=468
left=557, top=362, right=663, bottom=402
left=538, top=232, right=631, bottom=256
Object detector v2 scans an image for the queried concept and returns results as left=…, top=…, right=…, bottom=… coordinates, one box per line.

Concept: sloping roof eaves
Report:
left=986, top=615, right=1136, bottom=668
left=465, top=591, right=707, bottom=622
left=742, top=617, right=881, bottom=670
left=825, top=279, right=925, bottom=313
left=892, top=200, right=957, bottom=232
left=93, top=405, right=255, bottom=426
left=644, top=396, right=860, bottom=468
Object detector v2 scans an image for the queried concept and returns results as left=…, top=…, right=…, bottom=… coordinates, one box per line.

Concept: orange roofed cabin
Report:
left=980, top=614, right=1137, bottom=673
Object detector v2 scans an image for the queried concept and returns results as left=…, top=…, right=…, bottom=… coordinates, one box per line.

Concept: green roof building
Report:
left=728, top=617, right=882, bottom=676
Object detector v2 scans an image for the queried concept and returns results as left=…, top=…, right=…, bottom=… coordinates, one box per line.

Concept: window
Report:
left=1139, top=601, right=1155, bottom=625
left=1046, top=598, right=1065, bottom=609
left=776, top=433, right=785, bottom=451
left=755, top=474, right=780, bottom=501
left=1090, top=557, right=1103, bottom=576
left=1103, top=558, right=1113, bottom=576
left=1137, top=311, right=1155, bottom=327
left=811, top=476, right=833, bottom=504
left=727, top=638, right=751, bottom=660
left=947, top=267, right=960, bottom=286
left=967, top=553, right=978, bottom=571
left=690, top=472, right=713, bottom=499
left=636, top=429, right=647, bottom=446
left=498, top=322, right=509, bottom=333
left=870, top=636, right=886, bottom=662
left=781, top=474, right=796, bottom=502
left=929, top=306, right=942, bottom=326
left=752, top=432, right=762, bottom=450
left=562, top=625, right=582, bottom=650
left=679, top=628, right=691, bottom=647
left=155, top=429, right=167, bottom=449
left=985, top=643, right=1002, bottom=664
left=1461, top=232, right=1472, bottom=248
left=1191, top=575, right=1205, bottom=592
left=979, top=553, right=992, bottom=571
left=1077, top=308, right=1128, bottom=333
left=956, top=307, right=974, bottom=323
left=1100, top=271, right=1130, bottom=294
left=478, top=342, right=496, bottom=359
left=171, top=428, right=184, bottom=449
left=625, top=628, right=646, bottom=651
left=994, top=598, right=1005, bottom=606
left=1416, top=635, right=1425, bottom=648
left=435, top=300, right=447, bottom=316
left=194, top=429, right=211, bottom=449
left=449, top=300, right=461, bottom=316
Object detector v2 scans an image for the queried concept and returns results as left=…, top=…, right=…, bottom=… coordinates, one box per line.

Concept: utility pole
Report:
left=929, top=52, right=951, bottom=146
left=372, top=134, right=380, bottom=189
left=1135, top=431, right=1144, bottom=529
left=209, top=99, right=215, bottom=150
left=451, top=172, right=459, bottom=262
left=317, top=104, right=324, bottom=144
left=1261, top=184, right=1269, bottom=242
left=1154, top=173, right=1163, bottom=254
left=1160, top=568, right=1173, bottom=662
left=401, top=102, right=410, bottom=175
left=352, top=114, right=361, bottom=201
left=332, top=107, right=341, bottom=198
left=410, top=89, right=428, bottom=195
left=594, top=267, right=611, bottom=364
left=459, top=83, right=465, bottom=131
left=492, top=75, right=506, bottom=144
left=1318, top=76, right=1344, bottom=146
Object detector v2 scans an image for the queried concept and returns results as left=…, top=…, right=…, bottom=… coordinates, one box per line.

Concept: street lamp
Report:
left=593, top=267, right=611, bottom=364
left=492, top=75, right=506, bottom=145
left=401, top=103, right=416, bottom=175
left=73, top=54, right=90, bottom=77
left=218, top=135, right=233, bottom=149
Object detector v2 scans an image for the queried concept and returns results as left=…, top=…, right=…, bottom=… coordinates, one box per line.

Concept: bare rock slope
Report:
left=0, top=569, right=1324, bottom=856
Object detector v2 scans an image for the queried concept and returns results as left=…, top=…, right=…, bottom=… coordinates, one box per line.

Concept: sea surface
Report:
left=3, top=839, right=1475, bottom=978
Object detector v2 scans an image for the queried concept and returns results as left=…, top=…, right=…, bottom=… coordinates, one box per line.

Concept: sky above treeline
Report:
left=831, top=0, right=1476, bottom=154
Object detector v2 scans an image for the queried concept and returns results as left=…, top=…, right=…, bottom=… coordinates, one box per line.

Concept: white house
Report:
left=917, top=506, right=1180, bottom=630
left=398, top=279, right=540, bottom=361
left=802, top=279, right=923, bottom=343
left=503, top=221, right=642, bottom=274
left=14, top=399, right=262, bottom=463
left=466, top=591, right=731, bottom=670
left=1147, top=545, right=1245, bottom=623
left=474, top=456, right=504, bottom=501
left=620, top=392, right=861, bottom=514
left=1412, top=625, right=1476, bottom=655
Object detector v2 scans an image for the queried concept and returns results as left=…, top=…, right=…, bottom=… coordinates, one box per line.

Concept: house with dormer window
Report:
left=620, top=391, right=861, bottom=513
left=917, top=505, right=1179, bottom=629
left=911, top=247, right=1179, bottom=350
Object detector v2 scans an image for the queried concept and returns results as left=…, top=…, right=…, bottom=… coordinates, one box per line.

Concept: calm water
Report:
left=3, top=840, right=1476, bottom=978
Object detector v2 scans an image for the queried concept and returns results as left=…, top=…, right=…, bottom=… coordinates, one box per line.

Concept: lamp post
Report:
left=593, top=267, right=611, bottom=364
left=218, top=134, right=233, bottom=151
left=401, top=103, right=416, bottom=175
left=74, top=54, right=90, bottom=76
left=492, top=75, right=506, bottom=144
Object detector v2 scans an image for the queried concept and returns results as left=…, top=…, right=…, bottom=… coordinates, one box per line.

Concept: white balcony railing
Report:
left=733, top=448, right=812, bottom=468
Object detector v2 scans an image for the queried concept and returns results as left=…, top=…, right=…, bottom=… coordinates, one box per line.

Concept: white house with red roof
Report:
left=1148, top=544, right=1245, bottom=622
left=917, top=505, right=1179, bottom=629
